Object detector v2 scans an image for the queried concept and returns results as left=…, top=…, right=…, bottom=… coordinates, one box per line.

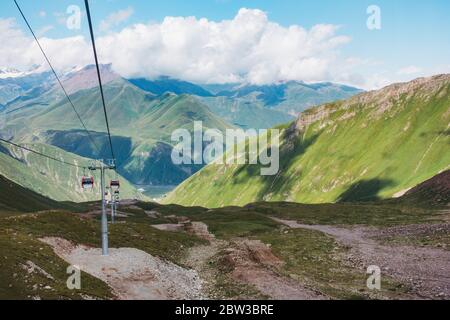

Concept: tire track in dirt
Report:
left=181, top=221, right=326, bottom=300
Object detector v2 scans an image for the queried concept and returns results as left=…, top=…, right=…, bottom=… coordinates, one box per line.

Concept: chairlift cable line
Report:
left=84, top=0, right=116, bottom=163
left=13, top=0, right=102, bottom=155
left=0, top=137, right=88, bottom=169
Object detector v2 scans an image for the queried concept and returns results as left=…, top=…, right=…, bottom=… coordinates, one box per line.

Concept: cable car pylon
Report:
left=88, top=159, right=116, bottom=256
left=109, top=178, right=120, bottom=224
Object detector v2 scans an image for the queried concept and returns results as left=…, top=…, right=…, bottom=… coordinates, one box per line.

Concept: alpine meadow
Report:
left=0, top=0, right=449, bottom=305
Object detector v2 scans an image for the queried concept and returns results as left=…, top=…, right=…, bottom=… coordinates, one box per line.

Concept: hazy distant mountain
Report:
left=213, top=81, right=363, bottom=115
left=129, top=76, right=214, bottom=97
left=0, top=71, right=54, bottom=105
left=128, top=77, right=361, bottom=127
left=198, top=95, right=295, bottom=129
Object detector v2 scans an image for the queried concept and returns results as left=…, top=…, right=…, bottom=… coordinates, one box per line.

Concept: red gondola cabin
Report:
left=110, top=180, right=120, bottom=191
left=81, top=177, right=94, bottom=190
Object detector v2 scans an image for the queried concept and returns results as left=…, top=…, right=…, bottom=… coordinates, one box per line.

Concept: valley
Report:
left=0, top=171, right=448, bottom=300
left=166, top=74, right=450, bottom=208
left=1, top=0, right=449, bottom=305
left=0, top=64, right=364, bottom=200
left=0, top=64, right=449, bottom=302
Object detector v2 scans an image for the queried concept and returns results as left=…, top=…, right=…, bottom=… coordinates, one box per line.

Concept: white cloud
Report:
left=397, top=65, right=422, bottom=76
left=0, top=18, right=91, bottom=71
left=1, top=9, right=358, bottom=86
left=98, top=8, right=351, bottom=85
left=99, top=7, right=134, bottom=32
left=39, top=11, right=47, bottom=18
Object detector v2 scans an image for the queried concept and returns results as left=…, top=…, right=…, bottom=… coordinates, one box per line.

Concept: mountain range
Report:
left=0, top=64, right=362, bottom=193
left=165, top=74, right=450, bottom=207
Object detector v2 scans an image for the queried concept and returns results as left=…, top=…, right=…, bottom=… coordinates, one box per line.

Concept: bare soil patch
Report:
left=181, top=220, right=325, bottom=300
left=222, top=239, right=327, bottom=300
left=40, top=237, right=204, bottom=300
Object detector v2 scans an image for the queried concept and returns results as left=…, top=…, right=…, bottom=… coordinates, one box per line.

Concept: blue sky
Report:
left=1, top=0, right=449, bottom=89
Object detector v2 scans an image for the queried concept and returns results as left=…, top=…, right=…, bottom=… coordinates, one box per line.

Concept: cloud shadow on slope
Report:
left=336, top=178, right=395, bottom=203
left=231, top=131, right=321, bottom=202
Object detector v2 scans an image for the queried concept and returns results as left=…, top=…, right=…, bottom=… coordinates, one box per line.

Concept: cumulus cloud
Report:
left=99, top=7, right=134, bottom=32
left=98, top=8, right=351, bottom=84
left=0, top=18, right=91, bottom=71
left=1, top=8, right=359, bottom=86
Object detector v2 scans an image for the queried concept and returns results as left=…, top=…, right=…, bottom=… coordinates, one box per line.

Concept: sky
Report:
left=1, top=0, right=449, bottom=89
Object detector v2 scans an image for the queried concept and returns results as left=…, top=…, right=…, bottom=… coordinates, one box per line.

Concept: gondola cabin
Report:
left=81, top=177, right=94, bottom=190
left=110, top=180, right=120, bottom=191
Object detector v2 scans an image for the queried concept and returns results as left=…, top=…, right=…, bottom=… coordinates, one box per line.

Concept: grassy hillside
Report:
left=3, top=78, right=234, bottom=186
left=165, top=74, right=450, bottom=207
left=0, top=142, right=144, bottom=202
left=129, top=77, right=214, bottom=97
left=0, top=209, right=204, bottom=300
left=0, top=175, right=81, bottom=214
left=5, top=79, right=231, bottom=140
left=391, top=170, right=450, bottom=208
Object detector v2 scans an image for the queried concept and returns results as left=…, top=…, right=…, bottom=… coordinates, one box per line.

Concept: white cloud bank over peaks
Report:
left=99, top=8, right=351, bottom=84
left=0, top=8, right=353, bottom=85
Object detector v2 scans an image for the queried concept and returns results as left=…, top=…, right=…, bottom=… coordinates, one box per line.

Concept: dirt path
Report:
left=40, top=237, right=204, bottom=300
left=181, top=221, right=325, bottom=300
left=272, top=218, right=450, bottom=299
left=223, top=239, right=327, bottom=300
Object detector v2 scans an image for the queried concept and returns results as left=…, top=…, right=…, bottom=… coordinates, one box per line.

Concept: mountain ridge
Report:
left=165, top=74, right=450, bottom=207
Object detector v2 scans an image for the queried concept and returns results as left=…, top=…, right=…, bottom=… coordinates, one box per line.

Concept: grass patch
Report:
left=256, top=228, right=408, bottom=299
left=0, top=209, right=206, bottom=299
left=246, top=202, right=441, bottom=226
left=0, top=221, right=113, bottom=300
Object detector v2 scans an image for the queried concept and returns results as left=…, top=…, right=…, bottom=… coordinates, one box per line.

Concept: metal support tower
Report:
left=110, top=190, right=116, bottom=224
left=89, top=159, right=116, bottom=256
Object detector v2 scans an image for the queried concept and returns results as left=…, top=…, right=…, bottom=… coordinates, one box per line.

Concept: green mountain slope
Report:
left=3, top=78, right=233, bottom=186
left=165, top=74, right=450, bottom=207
left=0, top=142, right=144, bottom=202
left=0, top=175, right=69, bottom=213
left=393, top=170, right=450, bottom=208
left=129, top=76, right=214, bottom=97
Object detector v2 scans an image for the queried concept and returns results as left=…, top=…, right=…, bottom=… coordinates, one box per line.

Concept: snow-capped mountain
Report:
left=0, top=65, right=45, bottom=79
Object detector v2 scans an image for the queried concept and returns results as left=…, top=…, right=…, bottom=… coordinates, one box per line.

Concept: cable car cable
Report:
left=0, top=137, right=88, bottom=169
left=13, top=0, right=102, bottom=155
left=84, top=0, right=116, bottom=163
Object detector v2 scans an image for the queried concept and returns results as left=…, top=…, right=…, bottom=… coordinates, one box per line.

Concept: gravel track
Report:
left=40, top=237, right=205, bottom=300
left=272, top=218, right=450, bottom=299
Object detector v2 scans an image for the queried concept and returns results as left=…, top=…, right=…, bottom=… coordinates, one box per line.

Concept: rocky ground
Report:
left=272, top=218, right=450, bottom=299
left=11, top=202, right=447, bottom=301
left=40, top=237, right=204, bottom=300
